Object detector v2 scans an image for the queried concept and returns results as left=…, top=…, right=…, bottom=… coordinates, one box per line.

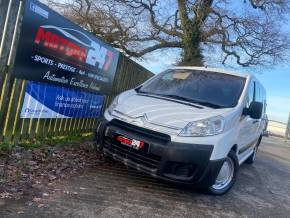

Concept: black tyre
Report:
left=207, top=150, right=239, bottom=195
left=245, top=146, right=258, bottom=164
left=94, top=120, right=107, bottom=153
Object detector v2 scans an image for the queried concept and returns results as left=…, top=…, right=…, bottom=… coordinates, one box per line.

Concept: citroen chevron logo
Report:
left=131, top=114, right=148, bottom=125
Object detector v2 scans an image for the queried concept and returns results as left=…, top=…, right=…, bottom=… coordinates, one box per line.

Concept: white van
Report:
left=95, top=67, right=267, bottom=195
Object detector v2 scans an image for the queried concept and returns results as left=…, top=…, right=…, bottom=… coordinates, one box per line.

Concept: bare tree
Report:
left=47, top=0, right=290, bottom=67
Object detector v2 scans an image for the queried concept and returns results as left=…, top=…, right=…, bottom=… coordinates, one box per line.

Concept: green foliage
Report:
left=0, top=133, right=94, bottom=151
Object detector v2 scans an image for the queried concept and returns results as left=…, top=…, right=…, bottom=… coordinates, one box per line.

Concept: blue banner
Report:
left=21, top=81, right=104, bottom=118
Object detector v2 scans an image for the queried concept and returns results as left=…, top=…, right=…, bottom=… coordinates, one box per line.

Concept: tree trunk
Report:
left=179, top=29, right=204, bottom=66
left=177, top=0, right=213, bottom=66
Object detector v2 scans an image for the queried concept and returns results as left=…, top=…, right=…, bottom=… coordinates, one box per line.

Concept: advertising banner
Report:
left=20, top=81, right=104, bottom=119
left=13, top=0, right=120, bottom=94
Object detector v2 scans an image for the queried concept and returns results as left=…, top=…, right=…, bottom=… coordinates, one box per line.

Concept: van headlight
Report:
left=179, top=116, right=225, bottom=137
left=107, top=95, right=119, bottom=115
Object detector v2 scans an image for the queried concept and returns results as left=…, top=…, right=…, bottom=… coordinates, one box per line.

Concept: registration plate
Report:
left=116, top=135, right=145, bottom=150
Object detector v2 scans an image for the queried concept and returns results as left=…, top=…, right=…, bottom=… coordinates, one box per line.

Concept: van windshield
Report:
left=136, top=69, right=246, bottom=108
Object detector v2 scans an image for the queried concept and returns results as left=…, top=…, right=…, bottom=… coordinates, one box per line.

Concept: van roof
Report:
left=170, top=66, right=251, bottom=79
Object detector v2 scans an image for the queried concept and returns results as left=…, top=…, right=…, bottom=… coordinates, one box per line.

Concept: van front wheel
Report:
left=207, top=151, right=238, bottom=195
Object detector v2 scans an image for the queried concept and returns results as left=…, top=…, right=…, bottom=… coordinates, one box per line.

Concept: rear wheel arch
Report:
left=257, top=135, right=263, bottom=147
left=246, top=135, right=262, bottom=164
left=230, top=144, right=238, bottom=155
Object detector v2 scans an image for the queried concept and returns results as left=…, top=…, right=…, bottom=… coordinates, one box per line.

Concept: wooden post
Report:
left=0, top=0, right=23, bottom=142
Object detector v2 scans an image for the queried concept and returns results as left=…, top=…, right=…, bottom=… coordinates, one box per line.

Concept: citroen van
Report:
left=95, top=67, right=267, bottom=195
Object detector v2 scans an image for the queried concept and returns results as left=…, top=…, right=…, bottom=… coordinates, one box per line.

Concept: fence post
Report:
left=0, top=0, right=23, bottom=142
left=286, top=113, right=290, bottom=139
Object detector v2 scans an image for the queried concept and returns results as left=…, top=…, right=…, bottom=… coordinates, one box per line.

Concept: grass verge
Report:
left=0, top=132, right=94, bottom=151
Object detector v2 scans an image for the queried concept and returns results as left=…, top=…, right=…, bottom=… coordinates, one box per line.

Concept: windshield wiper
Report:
left=138, top=92, right=223, bottom=109
left=160, top=94, right=194, bottom=103
left=162, top=94, right=223, bottom=109
left=138, top=92, right=195, bottom=104
left=136, top=89, right=151, bottom=95
left=192, top=101, right=223, bottom=109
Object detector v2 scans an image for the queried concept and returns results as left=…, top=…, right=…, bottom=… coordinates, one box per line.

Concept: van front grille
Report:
left=103, top=137, right=161, bottom=169
left=110, top=119, right=171, bottom=143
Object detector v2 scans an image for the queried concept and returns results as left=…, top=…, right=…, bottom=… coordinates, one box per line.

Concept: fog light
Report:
left=164, top=162, right=195, bottom=178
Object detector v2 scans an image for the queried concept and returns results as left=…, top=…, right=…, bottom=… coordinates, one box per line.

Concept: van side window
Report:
left=246, top=81, right=255, bottom=107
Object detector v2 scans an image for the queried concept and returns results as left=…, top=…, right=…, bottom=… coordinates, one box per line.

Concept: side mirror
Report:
left=246, top=101, right=263, bottom=119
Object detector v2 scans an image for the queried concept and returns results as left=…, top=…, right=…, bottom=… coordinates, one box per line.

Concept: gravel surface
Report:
left=1, top=137, right=290, bottom=218
left=0, top=142, right=102, bottom=199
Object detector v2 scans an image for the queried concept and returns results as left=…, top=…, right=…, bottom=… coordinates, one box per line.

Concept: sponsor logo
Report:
left=30, top=2, right=49, bottom=19
left=25, top=108, right=49, bottom=114
left=33, top=26, right=114, bottom=71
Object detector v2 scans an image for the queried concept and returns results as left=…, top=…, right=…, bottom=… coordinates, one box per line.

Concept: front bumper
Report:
left=95, top=118, right=225, bottom=187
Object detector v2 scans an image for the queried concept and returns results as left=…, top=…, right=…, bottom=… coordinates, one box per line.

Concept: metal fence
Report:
left=0, top=0, right=153, bottom=144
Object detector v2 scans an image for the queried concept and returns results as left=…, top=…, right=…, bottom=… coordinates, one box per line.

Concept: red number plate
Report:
left=116, top=136, right=145, bottom=150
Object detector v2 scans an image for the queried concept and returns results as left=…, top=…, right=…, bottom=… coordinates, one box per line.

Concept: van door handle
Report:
left=252, top=120, right=259, bottom=124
